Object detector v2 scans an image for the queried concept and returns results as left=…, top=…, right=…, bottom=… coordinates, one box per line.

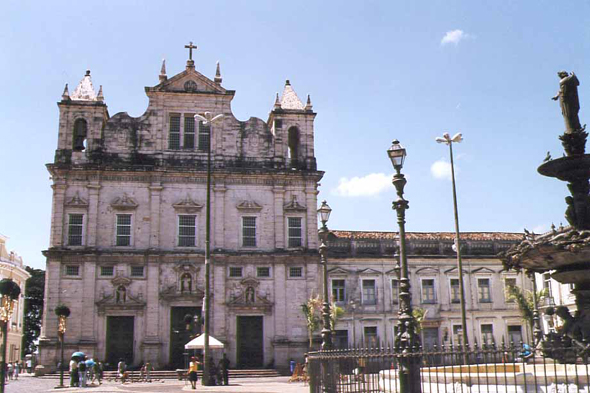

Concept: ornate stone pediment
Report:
left=110, top=193, right=138, bottom=210
left=147, top=68, right=229, bottom=95
left=111, top=275, right=132, bottom=286
left=284, top=196, right=306, bottom=212
left=173, top=261, right=200, bottom=274
left=65, top=192, right=89, bottom=208
left=415, top=267, right=439, bottom=275
left=328, top=267, right=351, bottom=276
left=173, top=196, right=203, bottom=213
left=226, top=276, right=273, bottom=314
left=159, top=283, right=205, bottom=301
left=471, top=267, right=496, bottom=274
left=96, top=291, right=146, bottom=315
left=357, top=268, right=381, bottom=276
left=236, top=200, right=262, bottom=212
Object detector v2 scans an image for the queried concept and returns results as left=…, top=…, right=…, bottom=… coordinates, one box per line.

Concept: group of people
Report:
left=188, top=354, right=230, bottom=390
left=5, top=362, right=22, bottom=381
left=68, top=358, right=103, bottom=387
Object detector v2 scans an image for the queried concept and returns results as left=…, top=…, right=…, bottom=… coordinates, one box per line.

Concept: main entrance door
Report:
left=170, top=307, right=201, bottom=369
left=106, top=316, right=134, bottom=368
left=237, top=316, right=263, bottom=368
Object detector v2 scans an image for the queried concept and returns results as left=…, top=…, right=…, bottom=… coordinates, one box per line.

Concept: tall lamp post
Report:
left=388, top=140, right=421, bottom=393
left=55, top=305, right=71, bottom=388
left=435, top=132, right=469, bottom=349
left=194, top=111, right=224, bottom=385
left=318, top=200, right=333, bottom=350
left=0, top=278, right=21, bottom=393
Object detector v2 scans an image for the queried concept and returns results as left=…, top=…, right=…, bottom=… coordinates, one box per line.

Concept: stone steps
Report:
left=41, top=369, right=282, bottom=380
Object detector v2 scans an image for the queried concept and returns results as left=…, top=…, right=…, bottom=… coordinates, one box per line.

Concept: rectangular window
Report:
left=453, top=325, right=464, bottom=345
left=274, top=119, right=283, bottom=129
left=116, top=214, right=132, bottom=246
left=362, top=280, right=377, bottom=305
left=391, top=279, right=399, bottom=304
left=422, top=279, right=436, bottom=304
left=450, top=279, right=461, bottom=304
left=481, top=324, right=494, bottom=345
left=198, top=121, right=210, bottom=151
left=364, top=326, right=378, bottom=347
left=65, top=265, right=79, bottom=276
left=289, top=266, right=303, bottom=278
left=178, top=215, right=197, bottom=247
left=184, top=115, right=195, bottom=149
left=257, top=267, right=270, bottom=278
left=68, top=214, right=84, bottom=246
left=169, top=114, right=181, bottom=150
left=131, top=266, right=144, bottom=277
left=100, top=266, right=114, bottom=277
left=242, top=217, right=257, bottom=247
left=229, top=267, right=243, bottom=278
left=504, top=278, right=516, bottom=303
left=287, top=217, right=303, bottom=248
left=478, top=278, right=492, bottom=303
left=332, top=279, right=346, bottom=303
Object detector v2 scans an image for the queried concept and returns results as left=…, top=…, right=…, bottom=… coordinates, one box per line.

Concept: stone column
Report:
left=149, top=183, right=163, bottom=248
left=86, top=183, right=101, bottom=247
left=305, top=185, right=319, bottom=249
left=142, top=255, right=161, bottom=365
left=80, top=259, right=97, bottom=354
left=273, top=185, right=285, bottom=249
left=213, top=182, right=226, bottom=249
left=50, top=181, right=67, bottom=247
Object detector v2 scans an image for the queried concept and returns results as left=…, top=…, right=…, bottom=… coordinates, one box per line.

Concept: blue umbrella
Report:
left=71, top=352, right=86, bottom=359
left=85, top=359, right=95, bottom=367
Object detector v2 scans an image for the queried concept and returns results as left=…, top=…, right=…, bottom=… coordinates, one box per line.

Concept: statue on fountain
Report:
left=552, top=71, right=582, bottom=134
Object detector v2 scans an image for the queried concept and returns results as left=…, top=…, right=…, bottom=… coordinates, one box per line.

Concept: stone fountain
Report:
left=502, top=71, right=590, bottom=358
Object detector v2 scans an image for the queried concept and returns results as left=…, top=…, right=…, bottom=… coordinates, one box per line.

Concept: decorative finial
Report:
left=85, top=70, right=91, bottom=76
left=214, top=61, right=222, bottom=84
left=274, top=93, right=281, bottom=110
left=159, top=59, right=167, bottom=82
left=305, top=94, right=313, bottom=110
left=97, top=85, right=104, bottom=101
left=62, top=83, right=70, bottom=101
left=185, top=41, right=197, bottom=69
left=285, top=79, right=291, bottom=86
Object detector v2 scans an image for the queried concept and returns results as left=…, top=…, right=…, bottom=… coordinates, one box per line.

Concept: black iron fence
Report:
left=307, top=340, right=590, bottom=393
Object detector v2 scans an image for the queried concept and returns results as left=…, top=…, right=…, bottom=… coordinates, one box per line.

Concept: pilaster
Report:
left=80, top=260, right=97, bottom=342
left=305, top=186, right=319, bottom=249
left=86, top=183, right=101, bottom=247
left=213, top=183, right=226, bottom=249
left=149, top=184, right=164, bottom=248
left=51, top=181, right=67, bottom=247
left=273, top=186, right=286, bottom=249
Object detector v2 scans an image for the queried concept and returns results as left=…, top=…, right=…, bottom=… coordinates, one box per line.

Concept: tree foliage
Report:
left=301, top=296, right=322, bottom=349
left=412, top=308, right=428, bottom=333
left=506, top=284, right=547, bottom=333
left=22, top=267, right=45, bottom=356
left=329, top=302, right=345, bottom=331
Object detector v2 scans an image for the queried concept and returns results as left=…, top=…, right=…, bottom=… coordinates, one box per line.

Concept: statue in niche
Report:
left=552, top=71, right=582, bottom=133
left=116, top=285, right=127, bottom=304
left=245, top=286, right=255, bottom=303
left=180, top=273, right=192, bottom=294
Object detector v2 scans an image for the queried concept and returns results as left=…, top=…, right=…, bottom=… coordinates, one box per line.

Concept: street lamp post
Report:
left=388, top=140, right=421, bottom=393
left=194, top=111, right=224, bottom=386
left=0, top=279, right=21, bottom=393
left=55, top=305, right=71, bottom=388
left=318, top=201, right=333, bottom=351
left=436, top=132, right=469, bottom=349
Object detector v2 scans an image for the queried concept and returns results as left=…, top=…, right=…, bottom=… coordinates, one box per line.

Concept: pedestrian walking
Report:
left=188, top=356, right=200, bottom=390
left=218, top=353, right=230, bottom=386
left=7, top=362, right=13, bottom=380
left=78, top=359, right=87, bottom=387
left=69, top=358, right=79, bottom=387
left=92, top=360, right=103, bottom=385
left=13, top=362, right=19, bottom=380
left=117, top=358, right=127, bottom=383
left=145, top=361, right=153, bottom=382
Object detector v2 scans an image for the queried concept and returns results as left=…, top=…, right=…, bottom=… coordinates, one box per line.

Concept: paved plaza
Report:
left=4, top=374, right=308, bottom=393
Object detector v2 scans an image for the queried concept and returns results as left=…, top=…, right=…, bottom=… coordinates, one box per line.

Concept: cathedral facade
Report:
left=38, top=48, right=323, bottom=370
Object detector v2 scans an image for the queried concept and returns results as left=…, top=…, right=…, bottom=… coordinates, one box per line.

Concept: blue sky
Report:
left=1, top=1, right=589, bottom=269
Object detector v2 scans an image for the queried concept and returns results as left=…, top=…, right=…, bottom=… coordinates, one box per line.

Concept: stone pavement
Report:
left=5, top=374, right=309, bottom=393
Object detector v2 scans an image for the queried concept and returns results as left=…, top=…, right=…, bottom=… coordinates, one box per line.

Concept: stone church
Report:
left=38, top=46, right=323, bottom=370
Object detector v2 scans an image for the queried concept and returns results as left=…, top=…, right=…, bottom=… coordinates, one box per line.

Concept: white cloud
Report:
left=441, top=29, right=470, bottom=46
left=332, top=173, right=391, bottom=197
left=431, top=159, right=452, bottom=180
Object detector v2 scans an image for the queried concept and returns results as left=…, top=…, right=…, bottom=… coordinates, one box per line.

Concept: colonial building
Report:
left=38, top=47, right=323, bottom=370
left=0, top=235, right=31, bottom=362
left=325, top=231, right=532, bottom=349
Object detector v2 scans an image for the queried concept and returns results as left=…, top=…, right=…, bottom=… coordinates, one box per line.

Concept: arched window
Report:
left=287, top=127, right=300, bottom=168
left=73, top=119, right=88, bottom=151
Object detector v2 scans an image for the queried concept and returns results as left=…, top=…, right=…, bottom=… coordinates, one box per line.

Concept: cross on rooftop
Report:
left=185, top=42, right=197, bottom=60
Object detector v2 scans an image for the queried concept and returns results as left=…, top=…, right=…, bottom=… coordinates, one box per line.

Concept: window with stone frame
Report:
left=183, top=115, right=195, bottom=149
left=115, top=214, right=132, bottom=247
left=257, top=267, right=271, bottom=278
left=68, top=213, right=84, bottom=246
left=362, top=279, right=377, bottom=305
left=332, top=279, right=346, bottom=303
left=450, top=278, right=461, bottom=304
left=131, top=266, right=144, bottom=277
left=229, top=267, right=243, bottom=278
left=242, top=217, right=257, bottom=247
left=364, top=326, right=378, bottom=347
left=452, top=325, right=464, bottom=345
left=65, top=265, right=80, bottom=276
left=421, top=279, right=436, bottom=304
left=478, top=278, right=492, bottom=303
left=168, top=113, right=181, bottom=149
left=287, top=217, right=302, bottom=248
left=481, top=324, right=494, bottom=345
left=289, top=266, right=303, bottom=278
left=100, top=266, right=114, bottom=277
left=504, top=277, right=517, bottom=303
left=391, top=279, right=399, bottom=304
left=178, top=215, right=197, bottom=247
left=197, top=120, right=210, bottom=151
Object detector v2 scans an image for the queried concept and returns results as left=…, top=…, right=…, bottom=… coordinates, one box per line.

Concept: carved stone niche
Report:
left=110, top=193, right=138, bottom=211
left=160, top=262, right=204, bottom=301
left=173, top=195, right=203, bottom=214
left=227, top=276, right=273, bottom=314
left=95, top=275, right=145, bottom=315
